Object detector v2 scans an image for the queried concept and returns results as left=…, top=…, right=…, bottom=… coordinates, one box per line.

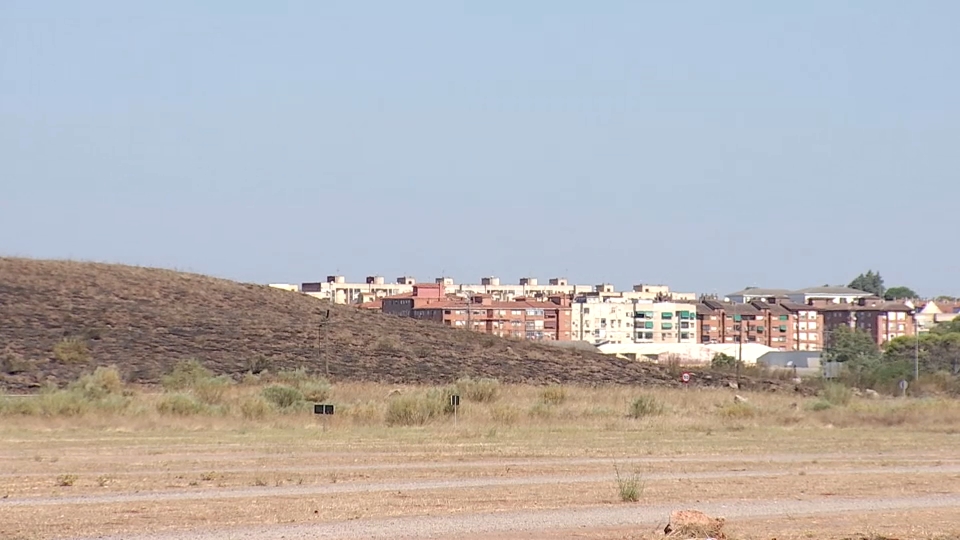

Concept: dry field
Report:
left=3, top=383, right=960, bottom=540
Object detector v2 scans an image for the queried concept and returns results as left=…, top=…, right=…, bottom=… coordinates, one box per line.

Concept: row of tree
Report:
left=847, top=270, right=918, bottom=301
left=823, top=318, right=960, bottom=390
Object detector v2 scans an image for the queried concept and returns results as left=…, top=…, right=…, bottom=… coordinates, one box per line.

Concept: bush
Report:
left=68, top=366, right=124, bottom=400
left=628, top=395, right=664, bottom=419
left=261, top=384, right=304, bottom=410
left=808, top=400, right=832, bottom=412
left=539, top=385, right=567, bottom=405
left=385, top=394, right=437, bottom=426
left=54, top=337, right=90, bottom=364
left=244, top=355, right=273, bottom=374
left=240, top=396, right=270, bottom=419
left=156, top=393, right=206, bottom=416
left=161, top=359, right=213, bottom=391
left=457, top=377, right=501, bottom=403
left=711, top=353, right=738, bottom=370
left=273, top=368, right=331, bottom=402
left=1, top=348, right=30, bottom=374
left=822, top=381, right=853, bottom=406
left=192, top=375, right=233, bottom=405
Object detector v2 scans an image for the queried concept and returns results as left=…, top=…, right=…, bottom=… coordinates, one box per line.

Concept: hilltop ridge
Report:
left=0, top=257, right=771, bottom=392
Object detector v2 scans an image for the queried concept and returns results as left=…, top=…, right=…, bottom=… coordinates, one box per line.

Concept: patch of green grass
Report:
left=456, top=377, right=501, bottom=403
left=822, top=381, right=853, bottom=406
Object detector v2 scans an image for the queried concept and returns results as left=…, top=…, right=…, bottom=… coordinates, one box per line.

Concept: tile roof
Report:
left=725, top=288, right=792, bottom=297
left=793, top=286, right=871, bottom=295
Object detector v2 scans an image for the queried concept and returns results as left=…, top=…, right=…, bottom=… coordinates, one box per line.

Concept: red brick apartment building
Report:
left=697, top=300, right=824, bottom=351
left=821, top=297, right=915, bottom=346
left=379, top=285, right=572, bottom=341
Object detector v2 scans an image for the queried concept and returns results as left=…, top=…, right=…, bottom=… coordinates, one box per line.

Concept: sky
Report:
left=2, top=1, right=958, bottom=297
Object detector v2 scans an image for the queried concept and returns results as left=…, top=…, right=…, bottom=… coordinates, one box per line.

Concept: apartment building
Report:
left=821, top=298, right=915, bottom=346
left=632, top=302, right=698, bottom=344
left=725, top=286, right=872, bottom=306
left=302, top=275, right=417, bottom=304
left=697, top=300, right=823, bottom=351
left=570, top=297, right=642, bottom=344
left=409, top=294, right=572, bottom=341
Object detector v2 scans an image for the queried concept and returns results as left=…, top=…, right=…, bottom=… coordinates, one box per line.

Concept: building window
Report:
left=681, top=332, right=690, bottom=340
left=662, top=323, right=673, bottom=330
left=779, top=315, right=789, bottom=321
left=779, top=325, right=787, bottom=332
left=661, top=312, right=673, bottom=319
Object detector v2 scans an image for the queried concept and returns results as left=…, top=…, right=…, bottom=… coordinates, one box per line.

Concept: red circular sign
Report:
left=681, top=372, right=691, bottom=383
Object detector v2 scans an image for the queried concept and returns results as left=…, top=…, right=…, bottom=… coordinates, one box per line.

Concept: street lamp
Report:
left=914, top=315, right=920, bottom=382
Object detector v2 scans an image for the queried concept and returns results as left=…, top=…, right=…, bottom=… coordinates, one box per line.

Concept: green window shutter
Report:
left=779, top=325, right=787, bottom=331
left=733, top=314, right=742, bottom=322
left=645, top=321, right=654, bottom=329
left=662, top=312, right=673, bottom=319
left=779, top=315, right=789, bottom=321
left=646, top=311, right=654, bottom=318
left=662, top=322, right=673, bottom=330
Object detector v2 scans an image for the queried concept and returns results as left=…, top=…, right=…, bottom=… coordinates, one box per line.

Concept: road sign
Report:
left=681, top=372, right=691, bottom=384
left=313, top=404, right=335, bottom=415
left=898, top=380, right=908, bottom=391
left=450, top=395, right=461, bottom=407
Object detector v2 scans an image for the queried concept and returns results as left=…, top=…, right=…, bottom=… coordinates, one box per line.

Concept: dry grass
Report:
left=0, top=257, right=797, bottom=393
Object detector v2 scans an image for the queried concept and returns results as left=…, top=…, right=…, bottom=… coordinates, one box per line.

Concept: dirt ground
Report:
left=2, top=424, right=960, bottom=540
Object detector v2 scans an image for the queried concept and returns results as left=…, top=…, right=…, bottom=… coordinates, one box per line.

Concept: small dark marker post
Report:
left=450, top=394, right=460, bottom=427
left=314, top=403, right=335, bottom=431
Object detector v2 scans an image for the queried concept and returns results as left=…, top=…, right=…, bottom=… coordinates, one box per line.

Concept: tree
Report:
left=884, top=332, right=960, bottom=376
left=824, top=325, right=881, bottom=364
left=884, top=286, right=918, bottom=300
left=848, top=270, right=885, bottom=297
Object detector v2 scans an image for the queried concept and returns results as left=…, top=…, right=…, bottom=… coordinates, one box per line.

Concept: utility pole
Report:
left=319, top=309, right=331, bottom=377
left=914, top=316, right=920, bottom=382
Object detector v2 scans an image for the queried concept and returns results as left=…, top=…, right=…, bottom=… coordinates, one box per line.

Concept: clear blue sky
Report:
left=2, top=1, right=958, bottom=297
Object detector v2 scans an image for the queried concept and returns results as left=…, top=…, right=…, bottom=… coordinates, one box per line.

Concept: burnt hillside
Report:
left=0, top=257, right=778, bottom=392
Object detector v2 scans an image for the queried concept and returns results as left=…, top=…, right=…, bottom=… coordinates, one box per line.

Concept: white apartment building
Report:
left=633, top=302, right=699, bottom=344
left=571, top=298, right=698, bottom=345
left=571, top=297, right=645, bottom=344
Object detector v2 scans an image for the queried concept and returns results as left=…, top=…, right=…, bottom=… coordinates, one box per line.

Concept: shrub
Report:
left=240, top=396, right=270, bottom=419
left=808, top=400, right=832, bottom=412
left=711, top=352, right=737, bottom=370
left=273, top=368, right=331, bottom=402
left=156, top=393, right=206, bottom=416
left=718, top=401, right=757, bottom=419
left=261, top=384, right=304, bottom=410
left=822, top=381, right=853, bottom=406
left=56, top=474, right=78, bottom=487
left=36, top=389, right=89, bottom=416
left=614, top=463, right=644, bottom=502
left=192, top=375, right=233, bottom=405
left=490, top=405, right=520, bottom=425
left=539, top=385, right=567, bottom=405
left=385, top=395, right=435, bottom=426
left=1, top=348, right=30, bottom=374
left=457, top=377, right=501, bottom=403
left=68, top=366, right=124, bottom=400
left=628, top=395, right=664, bottom=419
left=244, top=355, right=273, bottom=374
left=54, top=337, right=90, bottom=364
left=161, top=359, right=213, bottom=391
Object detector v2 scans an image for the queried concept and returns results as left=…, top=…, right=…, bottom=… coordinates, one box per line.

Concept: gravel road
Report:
left=74, top=493, right=960, bottom=540
left=5, top=464, right=958, bottom=508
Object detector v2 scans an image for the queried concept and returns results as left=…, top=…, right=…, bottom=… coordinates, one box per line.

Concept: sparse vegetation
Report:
left=456, top=377, right=501, bottom=403
left=614, top=463, right=644, bottom=502
left=156, top=393, right=206, bottom=416
left=56, top=474, right=78, bottom=487
left=53, top=337, right=90, bottom=364
left=628, top=395, right=664, bottom=418
left=539, top=385, right=567, bottom=405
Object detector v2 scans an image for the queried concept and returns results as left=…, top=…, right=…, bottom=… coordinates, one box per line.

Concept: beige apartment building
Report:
left=570, top=297, right=642, bottom=344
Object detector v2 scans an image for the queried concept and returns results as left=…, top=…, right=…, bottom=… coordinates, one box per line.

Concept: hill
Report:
left=0, top=258, right=784, bottom=392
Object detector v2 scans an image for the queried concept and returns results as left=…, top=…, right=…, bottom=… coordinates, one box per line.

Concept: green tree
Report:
left=848, top=270, right=885, bottom=297
left=884, top=286, right=918, bottom=300
left=884, top=332, right=960, bottom=376
left=824, top=326, right=882, bottom=387
left=932, top=318, right=960, bottom=335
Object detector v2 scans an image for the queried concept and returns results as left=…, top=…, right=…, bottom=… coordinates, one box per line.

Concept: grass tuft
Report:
left=456, top=377, right=501, bottom=403
left=261, top=385, right=305, bottom=410
left=539, top=385, right=567, bottom=405
left=614, top=463, right=643, bottom=502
